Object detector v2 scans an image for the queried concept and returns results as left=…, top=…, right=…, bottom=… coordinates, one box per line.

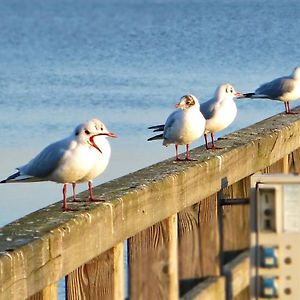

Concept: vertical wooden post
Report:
left=289, top=148, right=300, bottom=173
left=263, top=158, right=285, bottom=174
left=128, top=214, right=178, bottom=300
left=28, top=284, right=57, bottom=300
left=222, top=177, right=250, bottom=253
left=283, top=154, right=289, bottom=174
left=178, top=195, right=220, bottom=284
left=66, top=243, right=124, bottom=300
left=221, top=178, right=250, bottom=300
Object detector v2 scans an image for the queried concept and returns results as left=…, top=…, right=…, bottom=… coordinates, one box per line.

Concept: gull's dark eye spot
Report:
left=226, top=88, right=228, bottom=93
left=186, top=96, right=195, bottom=106
left=101, top=127, right=103, bottom=131
left=85, top=129, right=90, bottom=135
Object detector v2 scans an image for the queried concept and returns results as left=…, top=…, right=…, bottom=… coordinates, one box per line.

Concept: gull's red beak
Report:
left=89, top=132, right=117, bottom=153
left=89, top=136, right=102, bottom=153
left=176, top=101, right=185, bottom=109
left=106, top=132, right=117, bottom=138
left=235, top=92, right=243, bottom=98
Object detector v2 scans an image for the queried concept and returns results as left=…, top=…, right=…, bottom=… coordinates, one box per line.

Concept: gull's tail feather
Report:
left=0, top=171, right=36, bottom=183
left=242, top=92, right=255, bottom=98
left=148, top=124, right=165, bottom=130
left=0, top=171, right=21, bottom=183
left=243, top=93, right=271, bottom=99
left=147, top=134, right=164, bottom=141
left=153, top=127, right=164, bottom=132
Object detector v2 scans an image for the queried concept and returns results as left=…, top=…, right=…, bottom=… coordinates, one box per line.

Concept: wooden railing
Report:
left=1, top=107, right=300, bottom=300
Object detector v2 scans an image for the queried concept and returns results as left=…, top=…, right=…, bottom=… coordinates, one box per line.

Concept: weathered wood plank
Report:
left=289, top=148, right=300, bottom=173
left=27, top=284, right=57, bottom=300
left=178, top=195, right=220, bottom=282
left=180, top=277, right=225, bottom=300
left=222, top=178, right=250, bottom=253
left=66, top=243, right=124, bottom=300
left=234, top=287, right=250, bottom=300
left=263, top=157, right=285, bottom=174
left=223, top=251, right=249, bottom=298
left=1, top=109, right=300, bottom=298
left=128, top=214, right=178, bottom=300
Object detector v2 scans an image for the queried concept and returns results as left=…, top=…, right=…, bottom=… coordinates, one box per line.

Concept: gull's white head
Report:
left=74, top=118, right=117, bottom=153
left=292, top=66, right=300, bottom=79
left=215, top=83, right=242, bottom=100
left=176, top=94, right=200, bottom=110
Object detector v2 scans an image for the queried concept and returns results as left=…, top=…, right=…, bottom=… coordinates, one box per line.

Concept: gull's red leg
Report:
left=175, top=144, right=179, bottom=161
left=88, top=181, right=94, bottom=201
left=62, top=183, right=68, bottom=211
left=286, top=101, right=296, bottom=114
left=284, top=102, right=288, bottom=113
left=88, top=181, right=105, bottom=202
left=204, top=133, right=209, bottom=149
left=72, top=183, right=77, bottom=202
left=211, top=133, right=216, bottom=149
left=186, top=144, right=191, bottom=160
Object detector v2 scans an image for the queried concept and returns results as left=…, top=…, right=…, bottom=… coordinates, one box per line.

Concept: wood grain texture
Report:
left=263, top=157, right=285, bottom=174
left=289, top=148, right=300, bottom=173
left=178, top=195, right=220, bottom=280
left=223, top=251, right=249, bottom=298
left=234, top=287, right=250, bottom=300
left=128, top=214, right=178, bottom=300
left=2, top=108, right=300, bottom=298
left=27, top=284, right=57, bottom=300
left=180, top=277, right=225, bottom=300
left=222, top=177, right=250, bottom=252
left=66, top=243, right=124, bottom=300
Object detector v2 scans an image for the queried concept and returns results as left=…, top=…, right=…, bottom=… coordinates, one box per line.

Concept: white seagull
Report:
left=0, top=118, right=117, bottom=211
left=243, top=66, right=300, bottom=114
left=200, top=83, right=242, bottom=150
left=148, top=94, right=206, bottom=161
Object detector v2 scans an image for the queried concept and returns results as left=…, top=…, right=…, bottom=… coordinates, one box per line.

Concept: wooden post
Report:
left=128, top=214, right=178, bottom=300
left=263, top=158, right=285, bottom=174
left=66, top=243, right=124, bottom=300
left=222, top=177, right=250, bottom=253
left=181, top=277, right=226, bottom=300
left=27, top=284, right=57, bottom=300
left=178, top=194, right=220, bottom=289
left=223, top=251, right=250, bottom=299
left=289, top=148, right=300, bottom=173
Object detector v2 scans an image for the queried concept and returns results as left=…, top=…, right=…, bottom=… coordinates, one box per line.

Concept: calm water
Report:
left=1, top=0, right=300, bottom=227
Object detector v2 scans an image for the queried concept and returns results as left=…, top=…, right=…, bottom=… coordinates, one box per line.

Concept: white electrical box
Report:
left=250, top=173, right=300, bottom=299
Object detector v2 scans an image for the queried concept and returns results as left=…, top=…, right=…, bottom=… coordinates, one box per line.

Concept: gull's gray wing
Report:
left=147, top=112, right=179, bottom=141
left=200, top=97, right=217, bottom=120
left=255, top=76, right=295, bottom=99
left=164, top=110, right=179, bottom=132
left=20, top=138, right=71, bottom=178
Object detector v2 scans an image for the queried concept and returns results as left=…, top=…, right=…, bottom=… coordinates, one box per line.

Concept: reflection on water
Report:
left=1, top=0, right=300, bottom=226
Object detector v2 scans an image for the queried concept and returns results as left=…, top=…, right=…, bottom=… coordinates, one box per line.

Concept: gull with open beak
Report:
left=148, top=95, right=206, bottom=160
left=200, top=83, right=242, bottom=149
left=0, top=118, right=117, bottom=211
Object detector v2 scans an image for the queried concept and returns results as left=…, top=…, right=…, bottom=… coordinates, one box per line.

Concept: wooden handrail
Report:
left=1, top=107, right=300, bottom=299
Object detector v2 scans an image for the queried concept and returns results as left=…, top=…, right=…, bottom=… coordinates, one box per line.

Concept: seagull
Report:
left=200, top=83, right=242, bottom=150
left=148, top=95, right=206, bottom=161
left=0, top=118, right=117, bottom=211
left=243, top=66, right=300, bottom=114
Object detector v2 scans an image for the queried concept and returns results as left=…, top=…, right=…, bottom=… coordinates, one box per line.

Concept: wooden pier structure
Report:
left=1, top=108, right=300, bottom=299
